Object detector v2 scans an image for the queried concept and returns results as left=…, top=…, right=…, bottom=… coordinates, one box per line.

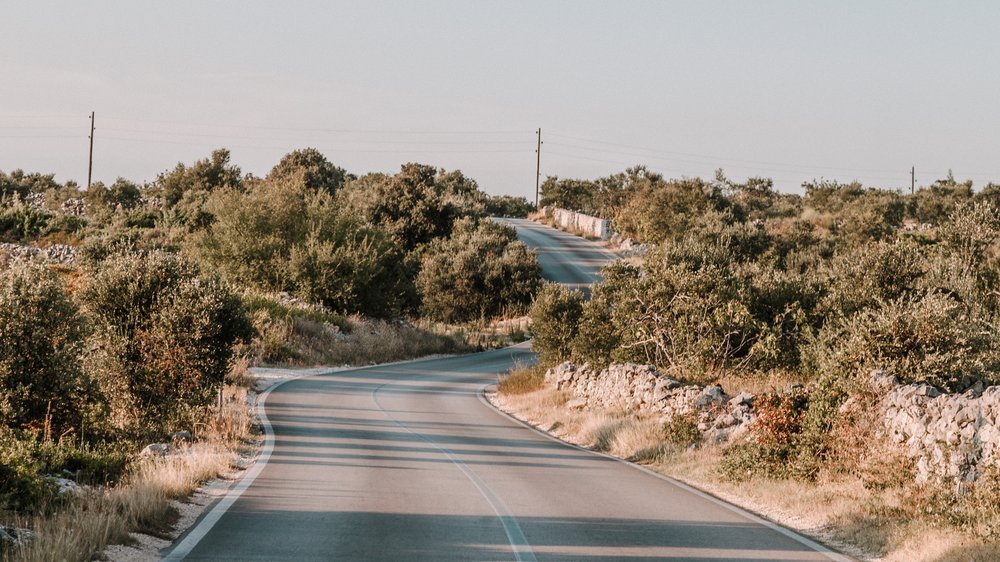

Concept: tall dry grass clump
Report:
left=9, top=378, right=256, bottom=562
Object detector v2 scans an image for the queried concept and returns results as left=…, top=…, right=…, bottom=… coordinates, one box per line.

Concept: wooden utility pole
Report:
left=910, top=166, right=915, bottom=195
left=87, top=111, right=95, bottom=189
left=535, top=128, right=542, bottom=208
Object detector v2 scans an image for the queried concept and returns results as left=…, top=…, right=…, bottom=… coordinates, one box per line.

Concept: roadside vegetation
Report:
left=510, top=167, right=1000, bottom=560
left=0, top=151, right=539, bottom=559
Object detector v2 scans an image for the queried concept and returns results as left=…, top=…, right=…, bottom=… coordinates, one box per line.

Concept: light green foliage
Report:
left=267, top=148, right=348, bottom=195
left=0, top=195, right=50, bottom=241
left=80, top=250, right=253, bottom=434
left=613, top=176, right=732, bottom=244
left=529, top=284, right=585, bottom=366
left=806, top=292, right=1000, bottom=392
left=417, top=218, right=542, bottom=323
left=0, top=169, right=60, bottom=199
left=195, top=174, right=409, bottom=316
left=0, top=432, right=128, bottom=513
left=157, top=148, right=242, bottom=228
left=0, top=262, right=89, bottom=433
left=539, top=176, right=600, bottom=215
left=819, top=240, right=924, bottom=317
left=802, top=180, right=905, bottom=243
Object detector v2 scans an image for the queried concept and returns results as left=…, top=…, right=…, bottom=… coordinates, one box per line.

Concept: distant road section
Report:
left=167, top=219, right=845, bottom=561
left=501, top=218, right=617, bottom=293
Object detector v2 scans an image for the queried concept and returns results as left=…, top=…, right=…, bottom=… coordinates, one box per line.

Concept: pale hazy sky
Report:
left=2, top=1, right=999, bottom=197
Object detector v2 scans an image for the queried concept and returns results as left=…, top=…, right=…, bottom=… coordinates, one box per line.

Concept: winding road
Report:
left=165, top=218, right=847, bottom=561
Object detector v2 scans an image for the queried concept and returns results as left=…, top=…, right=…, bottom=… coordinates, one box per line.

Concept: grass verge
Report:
left=6, top=382, right=256, bottom=562
left=492, top=379, right=1000, bottom=562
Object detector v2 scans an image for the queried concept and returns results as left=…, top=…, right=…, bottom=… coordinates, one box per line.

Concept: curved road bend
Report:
left=502, top=218, right=616, bottom=293
left=167, top=220, right=847, bottom=561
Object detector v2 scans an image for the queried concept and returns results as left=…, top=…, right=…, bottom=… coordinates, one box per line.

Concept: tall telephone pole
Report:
left=910, top=166, right=915, bottom=195
left=535, top=128, right=542, bottom=208
left=87, top=112, right=95, bottom=189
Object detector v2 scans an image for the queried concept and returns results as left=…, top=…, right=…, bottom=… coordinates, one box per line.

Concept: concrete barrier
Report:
left=546, top=207, right=613, bottom=240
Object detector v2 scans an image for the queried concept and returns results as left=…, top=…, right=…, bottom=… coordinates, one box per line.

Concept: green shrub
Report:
left=337, top=164, right=469, bottom=252
left=157, top=148, right=242, bottom=209
left=81, top=250, right=253, bottom=434
left=819, top=240, right=924, bottom=317
left=529, top=284, right=584, bottom=366
left=613, top=177, right=731, bottom=244
left=484, top=195, right=534, bottom=218
left=417, top=218, right=542, bottom=323
left=571, top=293, right=619, bottom=369
left=0, top=197, right=50, bottom=241
left=0, top=262, right=90, bottom=433
left=195, top=175, right=410, bottom=316
left=662, top=413, right=701, bottom=447
left=805, top=291, right=1000, bottom=392
left=267, top=148, right=347, bottom=195
left=0, top=431, right=129, bottom=513
left=912, top=175, right=973, bottom=225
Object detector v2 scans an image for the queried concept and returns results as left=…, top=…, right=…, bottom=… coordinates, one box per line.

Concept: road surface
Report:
left=166, top=220, right=845, bottom=561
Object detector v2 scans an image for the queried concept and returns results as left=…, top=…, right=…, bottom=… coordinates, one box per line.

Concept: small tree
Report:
left=417, top=219, right=541, bottom=323
left=0, top=262, right=89, bottom=433
left=267, top=148, right=348, bottom=195
left=529, top=284, right=584, bottom=366
left=81, top=251, right=253, bottom=434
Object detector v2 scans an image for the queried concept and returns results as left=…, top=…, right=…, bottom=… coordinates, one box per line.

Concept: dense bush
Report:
left=195, top=175, right=410, bottom=316
left=0, top=169, right=60, bottom=199
left=806, top=292, right=1000, bottom=392
left=267, top=148, right=348, bottom=195
left=0, top=262, right=90, bottom=433
left=417, top=219, right=542, bottom=323
left=0, top=431, right=128, bottom=513
left=338, top=164, right=476, bottom=252
left=529, top=284, right=584, bottom=366
left=80, top=251, right=253, bottom=433
left=157, top=148, right=242, bottom=208
left=485, top=194, right=534, bottom=218
left=0, top=196, right=50, bottom=241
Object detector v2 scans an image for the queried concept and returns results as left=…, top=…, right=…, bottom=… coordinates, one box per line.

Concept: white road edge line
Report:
left=372, top=381, right=538, bottom=562
left=161, top=354, right=461, bottom=561
left=161, top=375, right=291, bottom=562
left=477, top=388, right=855, bottom=562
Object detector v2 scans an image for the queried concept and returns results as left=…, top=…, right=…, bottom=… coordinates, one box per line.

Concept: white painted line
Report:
left=478, top=388, right=854, bottom=562
left=162, top=375, right=291, bottom=561
left=161, top=353, right=467, bottom=561
left=372, top=382, right=538, bottom=562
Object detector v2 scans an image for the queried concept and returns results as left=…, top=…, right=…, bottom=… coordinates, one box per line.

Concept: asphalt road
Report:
left=166, top=220, right=845, bottom=561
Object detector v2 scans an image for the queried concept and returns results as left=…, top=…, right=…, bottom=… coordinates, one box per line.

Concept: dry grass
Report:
left=493, top=381, right=1000, bottom=562
left=9, top=373, right=258, bottom=562
left=282, top=315, right=469, bottom=367
left=497, top=365, right=546, bottom=395
left=11, top=443, right=237, bottom=562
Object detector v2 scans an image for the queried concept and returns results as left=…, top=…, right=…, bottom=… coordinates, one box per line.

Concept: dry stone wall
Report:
left=545, top=362, right=1000, bottom=483
left=875, top=371, right=1000, bottom=484
left=544, top=362, right=755, bottom=443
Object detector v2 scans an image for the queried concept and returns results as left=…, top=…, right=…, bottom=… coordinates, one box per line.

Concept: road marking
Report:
left=161, top=353, right=464, bottom=560
left=162, top=375, right=294, bottom=561
left=372, top=382, right=538, bottom=562
left=478, top=389, right=855, bottom=562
